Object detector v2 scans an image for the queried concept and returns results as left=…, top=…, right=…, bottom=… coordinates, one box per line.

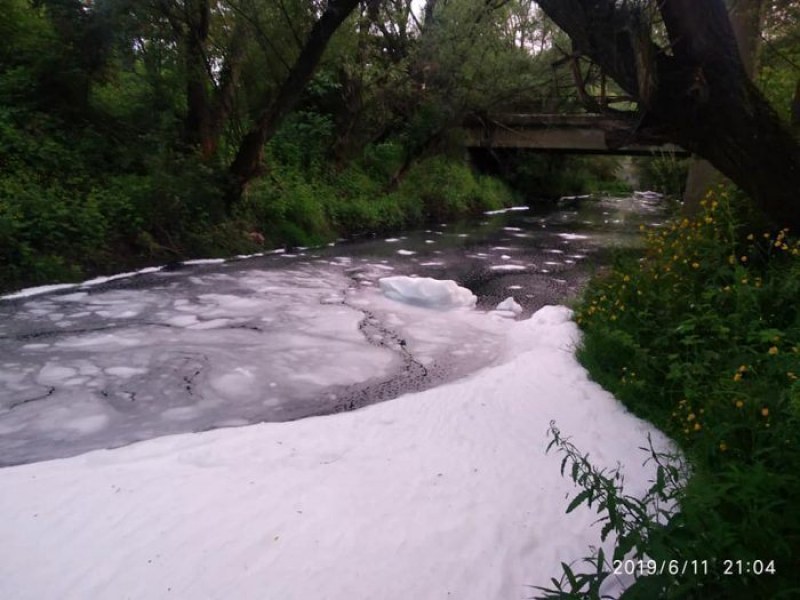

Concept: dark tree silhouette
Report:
left=535, top=0, right=800, bottom=230
left=227, top=0, right=363, bottom=206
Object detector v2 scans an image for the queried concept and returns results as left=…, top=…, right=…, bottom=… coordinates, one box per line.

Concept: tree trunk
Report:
left=181, top=0, right=212, bottom=151
left=728, top=0, right=765, bottom=79
left=683, top=0, right=764, bottom=216
left=683, top=159, right=724, bottom=216
left=534, top=0, right=800, bottom=230
left=227, top=0, right=361, bottom=207
left=204, top=26, right=246, bottom=160
left=161, top=0, right=242, bottom=160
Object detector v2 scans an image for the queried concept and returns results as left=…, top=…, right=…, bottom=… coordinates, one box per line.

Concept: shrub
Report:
left=559, top=187, right=800, bottom=598
left=635, top=152, right=690, bottom=197
left=0, top=173, right=109, bottom=285
left=398, top=156, right=514, bottom=221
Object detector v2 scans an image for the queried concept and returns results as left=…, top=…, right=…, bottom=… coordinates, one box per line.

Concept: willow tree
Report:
left=148, top=0, right=363, bottom=205
left=535, top=0, right=800, bottom=230
left=227, top=0, right=362, bottom=203
left=685, top=0, right=764, bottom=213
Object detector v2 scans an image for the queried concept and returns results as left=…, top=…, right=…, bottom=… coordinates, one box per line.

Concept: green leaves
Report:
left=566, top=488, right=594, bottom=514
left=539, top=422, right=687, bottom=599
left=568, top=188, right=800, bottom=598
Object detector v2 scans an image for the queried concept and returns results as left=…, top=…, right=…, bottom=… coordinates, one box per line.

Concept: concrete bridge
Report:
left=463, top=113, right=687, bottom=156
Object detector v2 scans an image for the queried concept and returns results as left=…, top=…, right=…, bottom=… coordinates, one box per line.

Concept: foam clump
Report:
left=495, top=297, right=523, bottom=315
left=378, top=276, right=477, bottom=309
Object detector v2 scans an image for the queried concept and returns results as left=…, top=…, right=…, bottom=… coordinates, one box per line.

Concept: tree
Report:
left=760, top=0, right=800, bottom=126
left=152, top=0, right=246, bottom=158
left=534, top=0, right=800, bottom=230
left=134, top=0, right=363, bottom=205
left=685, top=0, right=764, bottom=215
left=226, top=0, right=362, bottom=204
left=364, top=0, right=557, bottom=185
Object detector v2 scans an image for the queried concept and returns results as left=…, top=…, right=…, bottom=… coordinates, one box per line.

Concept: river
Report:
left=0, top=194, right=669, bottom=466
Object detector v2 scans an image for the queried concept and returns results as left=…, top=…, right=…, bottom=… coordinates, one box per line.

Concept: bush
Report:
left=636, top=152, right=690, bottom=197
left=398, top=155, right=514, bottom=221
left=0, top=173, right=109, bottom=286
left=560, top=187, right=800, bottom=598
left=498, top=154, right=631, bottom=198
left=0, top=99, right=515, bottom=292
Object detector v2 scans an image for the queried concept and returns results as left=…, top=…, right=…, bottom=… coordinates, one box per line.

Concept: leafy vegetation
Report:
left=547, top=188, right=800, bottom=598
left=491, top=153, right=633, bottom=198
left=1, top=0, right=545, bottom=292
left=1, top=1, right=800, bottom=596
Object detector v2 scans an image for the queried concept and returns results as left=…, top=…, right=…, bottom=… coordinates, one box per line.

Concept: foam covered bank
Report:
left=0, top=277, right=670, bottom=600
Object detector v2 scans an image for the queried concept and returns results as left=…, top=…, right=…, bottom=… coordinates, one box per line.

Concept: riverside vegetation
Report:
left=0, top=0, right=530, bottom=293
left=540, top=188, right=800, bottom=599
left=0, top=92, right=516, bottom=292
left=0, top=0, right=688, bottom=294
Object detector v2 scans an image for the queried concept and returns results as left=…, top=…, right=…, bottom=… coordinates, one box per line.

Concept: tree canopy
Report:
left=1, top=0, right=799, bottom=287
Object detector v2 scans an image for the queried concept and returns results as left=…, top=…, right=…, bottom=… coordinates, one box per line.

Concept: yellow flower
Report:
left=719, top=442, right=728, bottom=452
left=738, top=365, right=748, bottom=373
left=728, top=255, right=736, bottom=265
left=735, top=400, right=744, bottom=408
left=761, top=408, right=769, bottom=417
left=687, top=413, right=696, bottom=421
left=740, top=255, right=748, bottom=263
left=768, top=346, right=779, bottom=355
left=733, top=373, right=742, bottom=382
left=747, top=234, right=754, bottom=241
left=693, top=422, right=702, bottom=431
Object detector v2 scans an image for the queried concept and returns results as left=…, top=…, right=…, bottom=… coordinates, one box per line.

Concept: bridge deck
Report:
left=463, top=113, right=686, bottom=156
